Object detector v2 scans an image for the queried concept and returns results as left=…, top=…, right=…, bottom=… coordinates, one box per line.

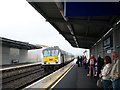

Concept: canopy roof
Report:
left=1, top=37, right=42, bottom=50
left=28, top=2, right=120, bottom=49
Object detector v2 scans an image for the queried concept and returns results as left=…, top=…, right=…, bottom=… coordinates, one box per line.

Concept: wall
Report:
left=19, top=49, right=28, bottom=63
left=97, top=40, right=104, bottom=58
left=90, top=40, right=103, bottom=59
left=114, top=24, right=120, bottom=58
left=9, top=48, right=19, bottom=63
left=0, top=38, right=2, bottom=65
left=1, top=45, right=28, bottom=65
left=2, top=46, right=10, bottom=65
left=28, top=49, right=42, bottom=62
left=0, top=38, right=2, bottom=89
left=90, top=23, right=120, bottom=59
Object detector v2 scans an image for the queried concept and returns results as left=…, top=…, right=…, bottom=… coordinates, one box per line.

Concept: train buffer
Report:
left=23, top=60, right=99, bottom=89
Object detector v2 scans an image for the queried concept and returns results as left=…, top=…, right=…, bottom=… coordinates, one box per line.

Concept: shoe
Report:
left=87, top=74, right=91, bottom=76
left=94, top=73, right=97, bottom=76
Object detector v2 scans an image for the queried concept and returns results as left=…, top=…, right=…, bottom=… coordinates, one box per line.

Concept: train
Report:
left=28, top=46, right=74, bottom=71
left=41, top=46, right=74, bottom=66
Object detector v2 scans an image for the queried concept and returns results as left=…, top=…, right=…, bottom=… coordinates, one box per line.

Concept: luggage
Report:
left=96, top=78, right=102, bottom=88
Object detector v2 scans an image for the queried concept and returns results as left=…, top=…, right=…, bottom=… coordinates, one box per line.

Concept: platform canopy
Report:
left=1, top=37, right=42, bottom=50
left=27, top=1, right=120, bottom=49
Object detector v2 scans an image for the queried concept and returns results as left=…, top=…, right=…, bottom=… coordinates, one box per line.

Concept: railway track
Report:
left=1, top=63, right=46, bottom=89
left=1, top=60, right=74, bottom=89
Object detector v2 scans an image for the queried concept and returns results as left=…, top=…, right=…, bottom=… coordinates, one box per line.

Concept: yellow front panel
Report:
left=43, top=56, right=58, bottom=62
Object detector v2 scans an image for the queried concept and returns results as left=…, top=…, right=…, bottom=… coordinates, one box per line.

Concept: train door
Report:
left=61, top=54, right=64, bottom=64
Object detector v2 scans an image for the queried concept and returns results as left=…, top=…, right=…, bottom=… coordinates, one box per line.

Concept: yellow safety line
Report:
left=49, top=65, right=74, bottom=90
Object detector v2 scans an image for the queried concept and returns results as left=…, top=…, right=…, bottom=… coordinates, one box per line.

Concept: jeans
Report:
left=102, top=80, right=111, bottom=90
left=112, top=78, right=120, bottom=90
left=89, top=66, right=95, bottom=76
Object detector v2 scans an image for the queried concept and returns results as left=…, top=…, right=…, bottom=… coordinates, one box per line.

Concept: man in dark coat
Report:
left=97, top=55, right=104, bottom=78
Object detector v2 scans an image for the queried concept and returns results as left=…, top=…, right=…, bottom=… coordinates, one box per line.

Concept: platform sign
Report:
left=107, top=50, right=112, bottom=54
left=103, top=36, right=113, bottom=50
left=64, top=2, right=120, bottom=16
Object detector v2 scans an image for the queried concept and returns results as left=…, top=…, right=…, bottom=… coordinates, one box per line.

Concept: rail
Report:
left=23, top=60, right=75, bottom=89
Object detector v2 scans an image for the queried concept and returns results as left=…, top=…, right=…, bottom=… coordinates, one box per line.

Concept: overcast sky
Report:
left=0, top=0, right=89, bottom=57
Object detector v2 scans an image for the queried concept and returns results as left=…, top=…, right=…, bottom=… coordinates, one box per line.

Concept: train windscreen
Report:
left=43, top=49, right=59, bottom=56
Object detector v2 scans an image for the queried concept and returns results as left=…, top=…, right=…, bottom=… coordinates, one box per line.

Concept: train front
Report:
left=41, top=48, right=60, bottom=65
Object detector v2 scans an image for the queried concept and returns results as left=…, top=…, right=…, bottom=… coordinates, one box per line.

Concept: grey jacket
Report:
left=110, top=58, right=120, bottom=80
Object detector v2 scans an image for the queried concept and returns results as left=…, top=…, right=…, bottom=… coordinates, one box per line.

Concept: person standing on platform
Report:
left=97, top=55, right=104, bottom=78
left=87, top=55, right=96, bottom=76
left=110, top=51, right=120, bottom=90
left=100, top=56, right=112, bottom=90
left=83, top=56, right=87, bottom=69
left=79, top=56, right=83, bottom=67
left=76, top=56, right=80, bottom=67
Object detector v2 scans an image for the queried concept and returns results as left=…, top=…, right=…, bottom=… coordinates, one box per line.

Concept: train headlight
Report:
left=56, top=62, right=58, bottom=63
left=44, top=62, right=46, bottom=64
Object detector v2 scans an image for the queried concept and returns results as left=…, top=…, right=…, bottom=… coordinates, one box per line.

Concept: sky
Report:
left=0, top=0, right=89, bottom=57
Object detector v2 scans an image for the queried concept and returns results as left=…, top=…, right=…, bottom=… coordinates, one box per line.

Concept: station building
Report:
left=0, top=37, right=42, bottom=65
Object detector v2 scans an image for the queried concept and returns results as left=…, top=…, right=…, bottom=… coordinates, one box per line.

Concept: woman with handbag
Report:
left=99, top=56, right=112, bottom=90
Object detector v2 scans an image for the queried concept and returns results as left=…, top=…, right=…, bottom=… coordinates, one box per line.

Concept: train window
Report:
left=43, top=50, right=50, bottom=56
left=43, top=49, right=59, bottom=56
left=54, top=50, right=59, bottom=56
left=51, top=50, right=59, bottom=56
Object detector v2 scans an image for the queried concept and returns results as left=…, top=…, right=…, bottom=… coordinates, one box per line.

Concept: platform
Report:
left=50, top=65, right=99, bottom=89
left=23, top=61, right=101, bottom=89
